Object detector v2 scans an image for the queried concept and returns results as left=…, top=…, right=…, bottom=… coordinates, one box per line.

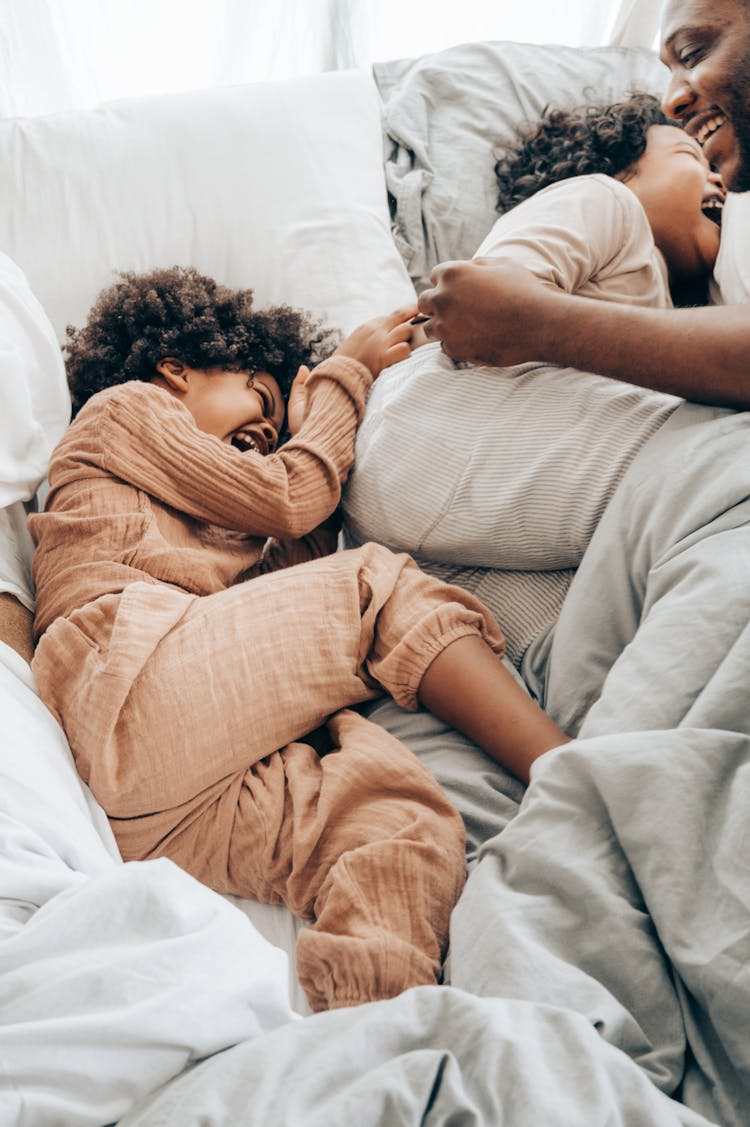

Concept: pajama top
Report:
left=30, top=354, right=372, bottom=637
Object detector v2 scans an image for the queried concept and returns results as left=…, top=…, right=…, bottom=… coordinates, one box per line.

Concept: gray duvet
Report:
left=122, top=45, right=750, bottom=1126
left=121, top=985, right=715, bottom=1126
left=122, top=398, right=750, bottom=1124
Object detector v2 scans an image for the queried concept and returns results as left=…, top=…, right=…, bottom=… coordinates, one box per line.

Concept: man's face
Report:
left=661, top=0, right=750, bottom=192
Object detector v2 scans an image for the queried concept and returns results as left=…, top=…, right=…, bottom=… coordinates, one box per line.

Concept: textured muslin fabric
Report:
left=33, top=543, right=502, bottom=816
left=30, top=355, right=376, bottom=636
left=33, top=544, right=491, bottom=1011
left=233, top=709, right=467, bottom=1013
left=407, top=561, right=575, bottom=670
left=29, top=349, right=505, bottom=1010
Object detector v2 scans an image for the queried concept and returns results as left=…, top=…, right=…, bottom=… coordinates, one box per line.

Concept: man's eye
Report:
left=678, top=45, right=703, bottom=67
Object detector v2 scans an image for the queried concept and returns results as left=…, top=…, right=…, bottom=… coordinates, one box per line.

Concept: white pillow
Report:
left=0, top=69, right=416, bottom=343
left=0, top=252, right=70, bottom=605
left=0, top=253, right=70, bottom=507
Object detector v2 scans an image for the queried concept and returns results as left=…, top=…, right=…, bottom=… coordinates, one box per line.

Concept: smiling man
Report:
left=661, top=0, right=750, bottom=192
left=416, top=0, right=750, bottom=407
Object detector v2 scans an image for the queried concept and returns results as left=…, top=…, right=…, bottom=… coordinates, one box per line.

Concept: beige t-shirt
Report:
left=475, top=172, right=671, bottom=303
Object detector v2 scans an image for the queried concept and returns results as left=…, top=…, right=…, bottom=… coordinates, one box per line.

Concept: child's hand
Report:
left=334, top=305, right=419, bottom=379
left=287, top=365, right=310, bottom=436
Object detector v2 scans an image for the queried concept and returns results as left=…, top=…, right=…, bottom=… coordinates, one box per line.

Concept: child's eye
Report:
left=246, top=374, right=269, bottom=408
left=678, top=145, right=703, bottom=162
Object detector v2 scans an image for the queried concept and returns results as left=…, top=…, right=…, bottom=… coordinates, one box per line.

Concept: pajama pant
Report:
left=34, top=543, right=504, bottom=1011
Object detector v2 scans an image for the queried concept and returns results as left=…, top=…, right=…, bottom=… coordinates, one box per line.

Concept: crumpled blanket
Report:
left=450, top=728, right=750, bottom=1127
left=0, top=645, right=297, bottom=1127
left=448, top=402, right=750, bottom=1127
left=119, top=984, right=716, bottom=1127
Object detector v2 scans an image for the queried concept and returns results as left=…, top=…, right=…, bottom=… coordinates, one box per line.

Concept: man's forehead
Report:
left=662, top=0, right=734, bottom=43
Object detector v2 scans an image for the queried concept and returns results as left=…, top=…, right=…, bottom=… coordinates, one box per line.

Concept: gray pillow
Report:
left=374, top=40, right=668, bottom=288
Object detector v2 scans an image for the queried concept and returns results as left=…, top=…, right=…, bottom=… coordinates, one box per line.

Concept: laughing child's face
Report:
left=619, top=123, right=726, bottom=280
left=154, top=359, right=285, bottom=455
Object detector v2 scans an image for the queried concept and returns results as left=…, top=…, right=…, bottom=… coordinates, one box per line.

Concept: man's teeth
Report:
left=696, top=114, right=726, bottom=145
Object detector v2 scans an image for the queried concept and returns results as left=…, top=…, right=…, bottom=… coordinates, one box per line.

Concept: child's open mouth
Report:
left=230, top=429, right=264, bottom=454
left=701, top=195, right=725, bottom=227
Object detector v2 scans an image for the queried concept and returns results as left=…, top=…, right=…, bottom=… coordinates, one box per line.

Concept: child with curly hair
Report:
left=29, top=266, right=568, bottom=1013
left=344, top=93, right=727, bottom=666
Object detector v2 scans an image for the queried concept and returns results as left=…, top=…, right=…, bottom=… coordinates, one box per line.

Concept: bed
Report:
left=1, top=38, right=748, bottom=1127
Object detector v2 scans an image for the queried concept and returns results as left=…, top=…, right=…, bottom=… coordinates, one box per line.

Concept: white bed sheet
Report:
left=0, top=640, right=300, bottom=1126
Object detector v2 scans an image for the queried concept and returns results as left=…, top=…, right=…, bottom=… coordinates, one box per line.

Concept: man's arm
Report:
left=418, top=259, right=750, bottom=410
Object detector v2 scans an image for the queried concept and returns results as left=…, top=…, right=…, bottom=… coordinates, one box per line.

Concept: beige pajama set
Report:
left=30, top=354, right=504, bottom=1012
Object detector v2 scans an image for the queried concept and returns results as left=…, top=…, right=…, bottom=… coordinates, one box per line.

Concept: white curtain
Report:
left=0, top=0, right=663, bottom=118
left=607, top=0, right=665, bottom=48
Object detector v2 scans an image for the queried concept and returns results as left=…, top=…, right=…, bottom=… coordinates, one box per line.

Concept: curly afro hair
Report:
left=494, top=92, right=675, bottom=214
left=65, top=266, right=338, bottom=416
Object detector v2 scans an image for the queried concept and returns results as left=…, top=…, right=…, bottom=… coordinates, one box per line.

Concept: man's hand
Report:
left=418, top=258, right=548, bottom=366
left=419, top=256, right=750, bottom=410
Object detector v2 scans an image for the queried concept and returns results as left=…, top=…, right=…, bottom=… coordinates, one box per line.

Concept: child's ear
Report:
left=155, top=357, right=189, bottom=392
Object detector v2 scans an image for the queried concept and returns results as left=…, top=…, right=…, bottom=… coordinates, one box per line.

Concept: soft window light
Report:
left=0, top=0, right=662, bottom=118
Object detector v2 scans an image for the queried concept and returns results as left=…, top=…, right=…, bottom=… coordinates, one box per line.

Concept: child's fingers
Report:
left=383, top=318, right=421, bottom=364
left=383, top=341, right=412, bottom=367
left=385, top=321, right=418, bottom=350
left=382, top=303, right=419, bottom=328
left=295, top=364, right=311, bottom=384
